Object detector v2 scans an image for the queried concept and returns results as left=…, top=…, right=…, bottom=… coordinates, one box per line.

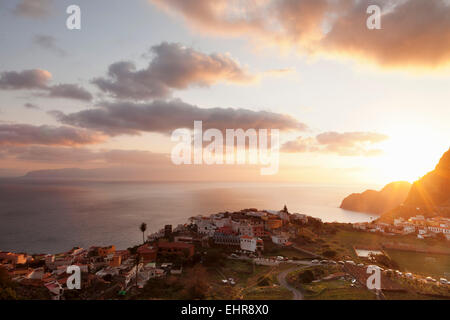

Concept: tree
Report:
left=203, top=249, right=225, bottom=268
left=182, top=265, right=209, bottom=299
left=139, top=222, right=147, bottom=244
left=283, top=205, right=288, bottom=212
left=322, top=250, right=337, bottom=258
left=0, top=267, right=17, bottom=300
left=297, top=270, right=315, bottom=284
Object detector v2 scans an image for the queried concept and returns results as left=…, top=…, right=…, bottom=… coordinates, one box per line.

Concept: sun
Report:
left=372, top=128, right=445, bottom=184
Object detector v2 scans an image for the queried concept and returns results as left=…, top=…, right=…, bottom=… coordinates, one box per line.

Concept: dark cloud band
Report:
left=51, top=99, right=307, bottom=136
left=0, top=123, right=105, bottom=146
left=0, top=69, right=92, bottom=101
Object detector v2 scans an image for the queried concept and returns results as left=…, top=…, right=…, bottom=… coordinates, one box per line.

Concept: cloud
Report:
left=0, top=69, right=51, bottom=90
left=0, top=69, right=93, bottom=101
left=47, top=84, right=93, bottom=101
left=24, top=103, right=40, bottom=110
left=321, top=0, right=450, bottom=68
left=13, top=0, right=52, bottom=18
left=33, top=34, right=66, bottom=57
left=92, top=42, right=255, bottom=100
left=52, top=99, right=306, bottom=136
left=149, top=0, right=270, bottom=37
left=264, top=68, right=296, bottom=77
left=282, top=131, right=388, bottom=156
left=51, top=99, right=307, bottom=136
left=0, top=145, right=169, bottom=164
left=0, top=123, right=106, bottom=146
left=149, top=0, right=450, bottom=68
left=282, top=136, right=319, bottom=153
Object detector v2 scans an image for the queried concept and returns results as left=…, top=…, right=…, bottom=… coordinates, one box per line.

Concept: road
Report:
left=277, top=267, right=306, bottom=300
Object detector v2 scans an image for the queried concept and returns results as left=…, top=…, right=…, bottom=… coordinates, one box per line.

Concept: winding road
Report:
left=277, top=266, right=306, bottom=300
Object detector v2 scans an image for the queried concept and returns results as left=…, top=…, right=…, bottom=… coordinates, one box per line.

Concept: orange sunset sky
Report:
left=0, top=0, right=449, bottom=184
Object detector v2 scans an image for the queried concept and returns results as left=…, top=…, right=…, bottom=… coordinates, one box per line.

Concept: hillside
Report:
left=404, top=148, right=450, bottom=210
left=340, top=181, right=412, bottom=215
left=381, top=148, right=450, bottom=221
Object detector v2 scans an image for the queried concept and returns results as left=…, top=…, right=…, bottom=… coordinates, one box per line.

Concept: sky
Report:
left=0, top=0, right=449, bottom=184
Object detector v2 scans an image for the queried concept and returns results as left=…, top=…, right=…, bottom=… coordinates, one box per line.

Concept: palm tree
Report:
left=139, top=222, right=147, bottom=244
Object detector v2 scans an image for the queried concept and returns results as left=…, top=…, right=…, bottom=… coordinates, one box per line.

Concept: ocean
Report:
left=0, top=179, right=378, bottom=254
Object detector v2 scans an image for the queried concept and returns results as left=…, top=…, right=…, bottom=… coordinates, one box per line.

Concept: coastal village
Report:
left=1, top=207, right=449, bottom=300
left=353, top=215, right=450, bottom=240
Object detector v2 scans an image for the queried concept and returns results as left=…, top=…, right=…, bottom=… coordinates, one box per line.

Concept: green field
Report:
left=385, top=249, right=450, bottom=278
left=318, top=229, right=450, bottom=260
left=206, top=259, right=279, bottom=299
left=302, top=280, right=377, bottom=300
left=383, top=291, right=447, bottom=300
left=263, top=246, right=313, bottom=260
left=243, top=286, right=292, bottom=300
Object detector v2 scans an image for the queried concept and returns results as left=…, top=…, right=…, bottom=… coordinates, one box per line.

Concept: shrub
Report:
left=322, top=250, right=337, bottom=258
left=297, top=270, right=315, bottom=284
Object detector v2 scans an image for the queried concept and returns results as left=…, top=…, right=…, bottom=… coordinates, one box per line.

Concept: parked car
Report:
left=311, top=259, right=319, bottom=264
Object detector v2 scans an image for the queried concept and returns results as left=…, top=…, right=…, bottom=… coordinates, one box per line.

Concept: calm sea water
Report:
left=0, top=180, right=378, bottom=254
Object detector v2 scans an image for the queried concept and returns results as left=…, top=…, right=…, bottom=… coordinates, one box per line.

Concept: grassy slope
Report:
left=385, top=249, right=450, bottom=278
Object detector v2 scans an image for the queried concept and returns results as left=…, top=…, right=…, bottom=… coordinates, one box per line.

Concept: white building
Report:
left=212, top=216, right=231, bottom=228
left=240, top=236, right=257, bottom=252
left=193, top=217, right=217, bottom=236
left=232, top=220, right=253, bottom=236
left=428, top=226, right=450, bottom=235
left=27, top=267, right=45, bottom=280
left=418, top=228, right=428, bottom=235
left=353, top=223, right=367, bottom=230
left=402, top=225, right=416, bottom=234
left=271, top=234, right=289, bottom=246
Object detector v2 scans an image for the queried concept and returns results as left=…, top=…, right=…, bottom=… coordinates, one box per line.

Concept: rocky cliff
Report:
left=340, top=181, right=411, bottom=214
left=380, top=148, right=450, bottom=221
left=403, top=148, right=450, bottom=210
